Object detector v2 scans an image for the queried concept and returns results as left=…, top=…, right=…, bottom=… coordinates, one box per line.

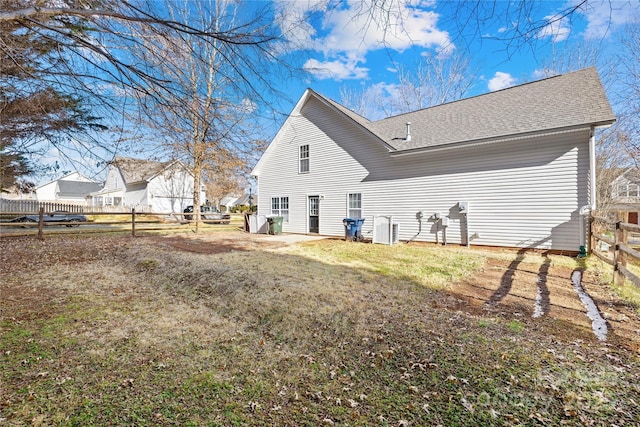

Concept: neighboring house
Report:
left=252, top=67, right=616, bottom=252
left=220, top=195, right=239, bottom=210
left=35, top=172, right=102, bottom=205
left=235, top=192, right=256, bottom=208
left=221, top=193, right=257, bottom=211
left=91, top=157, right=203, bottom=213
left=610, top=168, right=640, bottom=224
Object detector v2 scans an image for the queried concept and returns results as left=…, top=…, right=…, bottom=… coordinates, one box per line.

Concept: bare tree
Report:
left=618, top=22, right=640, bottom=163
left=124, top=1, right=278, bottom=230
left=339, top=84, right=394, bottom=120
left=340, top=52, right=476, bottom=119
left=1, top=0, right=289, bottom=182
left=393, top=52, right=476, bottom=113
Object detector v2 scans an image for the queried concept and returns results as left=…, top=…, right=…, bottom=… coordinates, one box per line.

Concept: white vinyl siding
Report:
left=255, top=95, right=590, bottom=251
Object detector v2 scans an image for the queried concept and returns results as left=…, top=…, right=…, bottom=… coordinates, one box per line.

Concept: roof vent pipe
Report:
left=405, top=122, right=412, bottom=142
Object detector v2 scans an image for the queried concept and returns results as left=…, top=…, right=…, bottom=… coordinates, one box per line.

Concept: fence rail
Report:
left=0, top=208, right=239, bottom=239
left=591, top=213, right=640, bottom=288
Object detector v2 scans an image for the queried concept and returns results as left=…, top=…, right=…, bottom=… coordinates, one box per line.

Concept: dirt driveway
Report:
left=151, top=232, right=640, bottom=352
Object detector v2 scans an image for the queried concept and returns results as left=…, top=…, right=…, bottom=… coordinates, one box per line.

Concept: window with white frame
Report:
left=348, top=193, right=362, bottom=218
left=630, top=184, right=639, bottom=198
left=616, top=183, right=629, bottom=198
left=104, top=196, right=114, bottom=206
left=271, top=196, right=290, bottom=222
left=299, top=144, right=309, bottom=173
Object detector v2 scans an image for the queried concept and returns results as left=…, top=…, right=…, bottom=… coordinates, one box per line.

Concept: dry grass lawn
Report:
left=1, top=231, right=639, bottom=426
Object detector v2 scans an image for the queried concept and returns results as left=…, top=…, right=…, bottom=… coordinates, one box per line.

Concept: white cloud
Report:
left=488, top=72, right=517, bottom=91
left=279, top=0, right=453, bottom=81
left=240, top=98, right=257, bottom=113
left=273, top=0, right=328, bottom=51
left=578, top=0, right=640, bottom=39
left=532, top=68, right=558, bottom=80
left=303, top=57, right=369, bottom=80
left=536, top=14, right=571, bottom=42
left=315, top=1, right=452, bottom=56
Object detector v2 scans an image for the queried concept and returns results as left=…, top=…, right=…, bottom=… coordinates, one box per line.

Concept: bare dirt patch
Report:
left=147, top=231, right=288, bottom=254
left=449, top=252, right=640, bottom=352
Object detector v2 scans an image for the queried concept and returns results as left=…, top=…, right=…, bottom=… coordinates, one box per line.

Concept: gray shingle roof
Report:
left=313, top=67, right=615, bottom=153
left=112, top=156, right=174, bottom=184
left=57, top=181, right=103, bottom=197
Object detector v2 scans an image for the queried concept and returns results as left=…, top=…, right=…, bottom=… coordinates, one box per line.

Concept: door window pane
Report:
left=310, top=197, right=319, bottom=215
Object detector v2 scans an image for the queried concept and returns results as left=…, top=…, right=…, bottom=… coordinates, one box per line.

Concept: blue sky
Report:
left=272, top=0, right=639, bottom=108
left=36, top=0, right=640, bottom=185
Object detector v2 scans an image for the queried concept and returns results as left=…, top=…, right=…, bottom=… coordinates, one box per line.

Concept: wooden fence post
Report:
left=614, top=211, right=627, bottom=286
left=589, top=215, right=595, bottom=254
left=132, top=208, right=136, bottom=237
left=38, top=207, right=44, bottom=240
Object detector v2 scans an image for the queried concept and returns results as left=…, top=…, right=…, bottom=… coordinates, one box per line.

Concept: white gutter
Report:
left=580, top=125, right=611, bottom=253
left=389, top=126, right=591, bottom=157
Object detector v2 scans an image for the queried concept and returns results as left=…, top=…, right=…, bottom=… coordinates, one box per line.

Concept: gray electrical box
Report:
left=458, top=202, right=469, bottom=214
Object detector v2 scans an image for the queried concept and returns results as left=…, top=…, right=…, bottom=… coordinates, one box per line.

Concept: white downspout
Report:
left=579, top=128, right=597, bottom=255
left=589, top=129, right=597, bottom=211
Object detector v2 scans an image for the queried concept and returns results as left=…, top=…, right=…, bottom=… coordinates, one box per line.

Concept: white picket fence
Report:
left=0, top=199, right=155, bottom=214
left=0, top=199, right=85, bottom=214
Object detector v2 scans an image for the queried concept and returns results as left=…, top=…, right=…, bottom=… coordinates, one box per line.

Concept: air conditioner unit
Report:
left=373, top=215, right=399, bottom=245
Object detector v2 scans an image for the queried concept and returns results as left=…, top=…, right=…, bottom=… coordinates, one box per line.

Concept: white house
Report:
left=35, top=172, right=102, bottom=204
left=221, top=193, right=257, bottom=211
left=91, top=157, right=203, bottom=212
left=252, top=68, right=616, bottom=252
left=610, top=168, right=640, bottom=224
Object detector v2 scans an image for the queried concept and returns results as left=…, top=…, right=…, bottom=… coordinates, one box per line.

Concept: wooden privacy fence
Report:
left=591, top=213, right=640, bottom=288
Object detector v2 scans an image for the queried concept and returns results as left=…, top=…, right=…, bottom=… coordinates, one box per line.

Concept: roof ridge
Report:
left=374, top=66, right=599, bottom=123
left=300, top=66, right=612, bottom=154
left=307, top=88, right=371, bottom=123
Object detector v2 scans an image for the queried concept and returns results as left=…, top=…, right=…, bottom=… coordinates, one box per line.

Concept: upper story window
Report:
left=348, top=193, right=362, bottom=219
left=615, top=183, right=640, bottom=198
left=299, top=144, right=309, bottom=173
